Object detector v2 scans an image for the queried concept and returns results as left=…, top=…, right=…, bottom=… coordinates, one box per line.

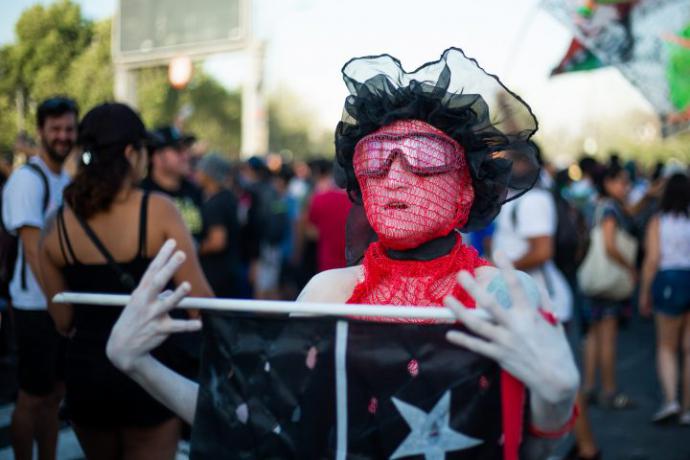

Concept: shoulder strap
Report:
left=56, top=206, right=78, bottom=265
left=72, top=211, right=136, bottom=290
left=19, top=163, right=52, bottom=289
left=510, top=200, right=520, bottom=230
left=23, top=163, right=50, bottom=213
left=138, top=191, right=150, bottom=258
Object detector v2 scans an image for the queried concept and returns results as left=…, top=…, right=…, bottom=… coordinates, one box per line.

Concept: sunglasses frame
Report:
left=354, top=132, right=464, bottom=178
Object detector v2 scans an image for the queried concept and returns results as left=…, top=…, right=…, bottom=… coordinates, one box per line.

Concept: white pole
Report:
left=52, top=292, right=490, bottom=321
left=114, top=65, right=138, bottom=108
left=240, top=40, right=268, bottom=158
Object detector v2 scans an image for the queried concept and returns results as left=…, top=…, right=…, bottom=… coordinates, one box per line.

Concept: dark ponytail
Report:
left=63, top=143, right=136, bottom=219
left=594, top=162, right=624, bottom=197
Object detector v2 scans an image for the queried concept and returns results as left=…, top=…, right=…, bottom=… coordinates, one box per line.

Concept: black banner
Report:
left=191, top=313, right=512, bottom=459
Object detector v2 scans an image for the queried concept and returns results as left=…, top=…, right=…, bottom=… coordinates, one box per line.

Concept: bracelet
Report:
left=537, top=307, right=558, bottom=326
left=528, top=404, right=579, bottom=439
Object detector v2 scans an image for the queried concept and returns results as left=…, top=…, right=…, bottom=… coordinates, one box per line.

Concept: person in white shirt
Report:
left=493, top=157, right=603, bottom=460
left=2, top=97, right=76, bottom=460
left=492, top=172, right=573, bottom=322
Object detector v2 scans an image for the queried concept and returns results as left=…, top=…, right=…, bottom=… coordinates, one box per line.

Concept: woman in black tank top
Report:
left=39, top=104, right=212, bottom=460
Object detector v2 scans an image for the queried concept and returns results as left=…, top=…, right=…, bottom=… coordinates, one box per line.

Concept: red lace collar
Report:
left=347, top=237, right=488, bottom=322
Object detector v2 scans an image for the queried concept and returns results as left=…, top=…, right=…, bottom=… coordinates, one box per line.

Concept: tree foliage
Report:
left=0, top=0, right=96, bottom=149
left=0, top=0, right=334, bottom=160
left=268, top=87, right=333, bottom=158
left=11, top=0, right=93, bottom=101
left=66, top=19, right=114, bottom=111
left=137, top=66, right=242, bottom=156
left=0, top=0, right=242, bottom=158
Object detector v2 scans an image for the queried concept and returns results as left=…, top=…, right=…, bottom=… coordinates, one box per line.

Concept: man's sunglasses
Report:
left=39, top=97, right=78, bottom=111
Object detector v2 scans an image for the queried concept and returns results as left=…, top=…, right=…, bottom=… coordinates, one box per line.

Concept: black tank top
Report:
left=57, top=192, right=181, bottom=427
left=57, top=192, right=152, bottom=344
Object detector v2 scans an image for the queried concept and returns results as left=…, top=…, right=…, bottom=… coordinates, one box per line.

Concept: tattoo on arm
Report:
left=486, top=272, right=540, bottom=310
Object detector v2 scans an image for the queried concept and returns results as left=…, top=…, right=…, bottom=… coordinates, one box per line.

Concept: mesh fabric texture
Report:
left=347, top=236, right=488, bottom=323
left=354, top=120, right=473, bottom=250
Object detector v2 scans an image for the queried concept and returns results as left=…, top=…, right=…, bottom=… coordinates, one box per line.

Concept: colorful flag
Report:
left=190, top=314, right=526, bottom=459
left=551, top=38, right=605, bottom=75
left=543, top=0, right=690, bottom=135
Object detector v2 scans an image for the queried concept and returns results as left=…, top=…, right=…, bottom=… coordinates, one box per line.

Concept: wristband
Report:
left=537, top=307, right=558, bottom=326
left=528, top=404, right=579, bottom=439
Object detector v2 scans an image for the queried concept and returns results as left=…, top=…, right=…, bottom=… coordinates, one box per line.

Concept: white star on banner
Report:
left=390, top=390, right=483, bottom=460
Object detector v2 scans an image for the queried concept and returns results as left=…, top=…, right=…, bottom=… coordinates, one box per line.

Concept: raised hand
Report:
left=444, top=252, right=579, bottom=408
left=106, top=239, right=201, bottom=373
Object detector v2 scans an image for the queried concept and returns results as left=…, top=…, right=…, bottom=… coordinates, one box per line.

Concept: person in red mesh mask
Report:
left=345, top=119, right=480, bottom=312
left=105, top=48, right=579, bottom=459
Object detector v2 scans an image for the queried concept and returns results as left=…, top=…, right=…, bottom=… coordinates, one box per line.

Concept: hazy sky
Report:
left=1, top=0, right=655, bottom=158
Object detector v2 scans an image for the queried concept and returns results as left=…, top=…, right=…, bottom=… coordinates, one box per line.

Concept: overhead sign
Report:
left=113, top=0, right=249, bottom=67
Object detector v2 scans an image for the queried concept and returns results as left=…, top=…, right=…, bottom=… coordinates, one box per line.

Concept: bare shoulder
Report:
left=297, top=266, right=363, bottom=303
left=148, top=192, right=178, bottom=216
left=147, top=192, right=187, bottom=234
left=473, top=265, right=540, bottom=310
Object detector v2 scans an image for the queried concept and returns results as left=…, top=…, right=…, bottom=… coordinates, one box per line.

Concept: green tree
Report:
left=0, top=95, right=18, bottom=153
left=137, top=66, right=242, bottom=156
left=184, top=73, right=242, bottom=155
left=9, top=0, right=93, bottom=111
left=137, top=67, right=177, bottom=127
left=0, top=0, right=242, bottom=156
left=66, top=19, right=114, bottom=110
left=268, top=88, right=333, bottom=158
left=0, top=46, right=19, bottom=149
left=0, top=0, right=95, bottom=148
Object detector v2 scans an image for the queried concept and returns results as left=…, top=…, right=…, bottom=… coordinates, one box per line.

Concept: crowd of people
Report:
left=0, top=96, right=356, bottom=459
left=0, top=84, right=687, bottom=460
left=477, top=151, right=690, bottom=459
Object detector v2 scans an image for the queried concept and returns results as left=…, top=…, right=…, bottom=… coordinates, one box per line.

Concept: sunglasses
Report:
left=353, top=133, right=464, bottom=177
left=39, top=97, right=78, bottom=111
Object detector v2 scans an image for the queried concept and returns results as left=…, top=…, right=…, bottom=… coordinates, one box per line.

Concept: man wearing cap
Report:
left=2, top=96, right=77, bottom=460
left=195, top=154, right=241, bottom=298
left=140, top=125, right=205, bottom=398
left=141, top=126, right=204, bottom=243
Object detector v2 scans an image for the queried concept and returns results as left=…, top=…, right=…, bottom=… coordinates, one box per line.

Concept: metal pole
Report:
left=114, top=65, right=138, bottom=108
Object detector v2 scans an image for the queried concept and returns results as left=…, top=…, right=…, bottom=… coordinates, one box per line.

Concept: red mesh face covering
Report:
left=348, top=120, right=486, bottom=321
left=353, top=120, right=474, bottom=250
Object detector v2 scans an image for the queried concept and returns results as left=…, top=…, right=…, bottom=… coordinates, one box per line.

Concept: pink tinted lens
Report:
left=354, top=134, right=461, bottom=177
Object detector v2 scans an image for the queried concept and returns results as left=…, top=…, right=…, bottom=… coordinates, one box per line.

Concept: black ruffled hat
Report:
left=334, top=48, right=540, bottom=263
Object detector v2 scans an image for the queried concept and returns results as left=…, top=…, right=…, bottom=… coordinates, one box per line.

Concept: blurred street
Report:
left=559, top=314, right=689, bottom=460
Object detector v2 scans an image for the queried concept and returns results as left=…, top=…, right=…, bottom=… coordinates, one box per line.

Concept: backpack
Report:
left=245, top=180, right=288, bottom=246
left=260, top=189, right=290, bottom=245
left=553, top=189, right=590, bottom=277
left=0, top=163, right=50, bottom=298
left=511, top=186, right=589, bottom=278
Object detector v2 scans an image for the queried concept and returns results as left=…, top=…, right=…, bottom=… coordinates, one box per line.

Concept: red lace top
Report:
left=347, top=236, right=488, bottom=322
